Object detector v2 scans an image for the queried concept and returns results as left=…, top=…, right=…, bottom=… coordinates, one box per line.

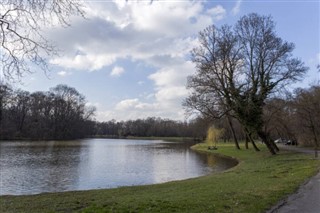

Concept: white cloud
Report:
left=45, top=1, right=227, bottom=121
left=231, top=0, right=242, bottom=15
left=154, top=86, right=188, bottom=102
left=51, top=52, right=116, bottom=71
left=148, top=60, right=195, bottom=103
left=307, top=52, right=320, bottom=67
left=57, top=70, right=72, bottom=77
left=115, top=98, right=141, bottom=110
left=97, top=60, right=196, bottom=121
left=103, top=60, right=196, bottom=121
left=47, top=1, right=225, bottom=71
left=111, top=97, right=185, bottom=121
left=111, top=98, right=161, bottom=120
left=149, top=63, right=193, bottom=87
left=110, top=66, right=125, bottom=77
left=207, top=5, right=226, bottom=21
left=129, top=1, right=209, bottom=36
left=96, top=110, right=117, bottom=122
left=86, top=102, right=101, bottom=108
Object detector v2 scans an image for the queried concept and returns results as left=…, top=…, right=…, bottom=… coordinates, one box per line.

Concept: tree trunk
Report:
left=270, top=139, right=279, bottom=152
left=313, top=135, right=319, bottom=158
left=258, top=130, right=276, bottom=155
left=247, top=130, right=260, bottom=152
left=18, top=109, right=26, bottom=134
left=245, top=134, right=249, bottom=149
left=0, top=99, right=2, bottom=137
left=310, top=118, right=319, bottom=158
left=251, top=138, right=260, bottom=152
left=227, top=114, right=241, bottom=150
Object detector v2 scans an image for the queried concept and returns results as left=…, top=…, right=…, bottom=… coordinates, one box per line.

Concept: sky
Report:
left=17, top=0, right=320, bottom=122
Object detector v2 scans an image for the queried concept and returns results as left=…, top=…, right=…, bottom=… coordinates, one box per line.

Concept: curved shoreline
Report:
left=1, top=143, right=319, bottom=213
left=191, top=143, right=240, bottom=173
left=0, top=140, right=237, bottom=196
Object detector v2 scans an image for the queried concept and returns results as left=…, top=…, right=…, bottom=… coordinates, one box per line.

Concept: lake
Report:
left=0, top=139, right=237, bottom=195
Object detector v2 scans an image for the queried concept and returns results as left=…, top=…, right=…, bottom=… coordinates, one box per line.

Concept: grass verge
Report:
left=125, top=136, right=195, bottom=142
left=1, top=143, right=319, bottom=213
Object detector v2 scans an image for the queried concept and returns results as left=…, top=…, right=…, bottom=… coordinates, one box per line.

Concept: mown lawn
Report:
left=1, top=143, right=319, bottom=213
left=126, top=136, right=195, bottom=142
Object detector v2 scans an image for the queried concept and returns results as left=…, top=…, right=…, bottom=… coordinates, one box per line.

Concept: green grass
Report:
left=91, top=135, right=195, bottom=143
left=1, top=143, right=319, bottom=213
left=125, top=136, right=195, bottom=142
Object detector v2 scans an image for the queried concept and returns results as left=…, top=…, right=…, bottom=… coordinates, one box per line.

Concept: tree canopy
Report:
left=185, top=13, right=308, bottom=154
left=0, top=84, right=95, bottom=140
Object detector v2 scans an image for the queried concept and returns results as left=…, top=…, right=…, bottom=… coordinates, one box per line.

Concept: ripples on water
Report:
left=0, top=139, right=237, bottom=195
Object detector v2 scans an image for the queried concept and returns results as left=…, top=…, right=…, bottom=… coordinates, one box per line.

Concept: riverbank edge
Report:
left=0, top=136, right=197, bottom=143
left=191, top=143, right=241, bottom=172
left=0, top=141, right=320, bottom=212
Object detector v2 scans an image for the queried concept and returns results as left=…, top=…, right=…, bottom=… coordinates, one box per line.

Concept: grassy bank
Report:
left=1, top=143, right=319, bottom=213
left=91, top=135, right=196, bottom=143
left=125, top=136, right=196, bottom=142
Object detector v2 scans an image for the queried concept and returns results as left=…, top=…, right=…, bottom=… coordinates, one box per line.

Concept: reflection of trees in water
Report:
left=0, top=141, right=87, bottom=195
left=1, top=139, right=238, bottom=195
left=154, top=142, right=238, bottom=173
left=205, top=154, right=238, bottom=172
left=206, top=154, right=217, bottom=167
left=39, top=141, right=85, bottom=192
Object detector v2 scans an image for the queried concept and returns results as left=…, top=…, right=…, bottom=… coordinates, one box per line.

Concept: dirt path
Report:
left=267, top=145, right=320, bottom=213
left=278, top=145, right=318, bottom=156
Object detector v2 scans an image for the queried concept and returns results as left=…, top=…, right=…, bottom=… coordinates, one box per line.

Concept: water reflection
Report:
left=0, top=141, right=87, bottom=195
left=0, top=139, right=236, bottom=195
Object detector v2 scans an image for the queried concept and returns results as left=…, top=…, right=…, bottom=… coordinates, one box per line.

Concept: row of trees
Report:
left=0, top=82, right=212, bottom=140
left=201, top=86, right=320, bottom=151
left=1, top=81, right=317, bottom=152
left=1, top=3, right=318, bottom=155
left=94, top=117, right=210, bottom=139
left=264, top=86, right=320, bottom=151
left=0, top=84, right=95, bottom=140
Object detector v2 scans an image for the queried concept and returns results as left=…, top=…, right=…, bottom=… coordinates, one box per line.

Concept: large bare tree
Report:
left=185, top=13, right=307, bottom=154
left=0, top=0, right=84, bottom=80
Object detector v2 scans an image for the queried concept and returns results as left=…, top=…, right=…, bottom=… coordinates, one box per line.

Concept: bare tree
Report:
left=0, top=0, right=84, bottom=80
left=317, top=64, right=320, bottom=85
left=186, top=13, right=307, bottom=154
left=0, top=82, right=13, bottom=138
left=0, top=83, right=95, bottom=140
left=294, top=86, right=320, bottom=158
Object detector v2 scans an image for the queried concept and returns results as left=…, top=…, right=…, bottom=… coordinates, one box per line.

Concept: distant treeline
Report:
left=93, top=86, right=320, bottom=148
left=0, top=84, right=96, bottom=140
left=0, top=83, right=211, bottom=140
left=6, top=83, right=319, bottom=144
left=94, top=117, right=209, bottom=139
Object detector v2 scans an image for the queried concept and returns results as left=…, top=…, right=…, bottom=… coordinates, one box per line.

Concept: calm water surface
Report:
left=0, top=139, right=237, bottom=195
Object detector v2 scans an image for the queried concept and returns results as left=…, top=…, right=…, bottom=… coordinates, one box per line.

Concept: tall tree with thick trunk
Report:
left=186, top=13, right=307, bottom=154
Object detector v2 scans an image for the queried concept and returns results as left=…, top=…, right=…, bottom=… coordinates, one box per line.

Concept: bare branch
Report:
left=0, top=0, right=85, bottom=81
left=185, top=13, right=308, bottom=154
